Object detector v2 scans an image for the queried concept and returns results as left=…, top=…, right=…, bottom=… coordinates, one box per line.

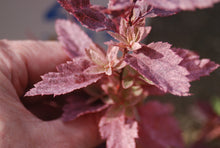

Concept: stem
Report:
left=120, top=68, right=124, bottom=83
left=122, top=48, right=128, bottom=59
left=118, top=67, right=124, bottom=93
left=128, top=5, right=134, bottom=26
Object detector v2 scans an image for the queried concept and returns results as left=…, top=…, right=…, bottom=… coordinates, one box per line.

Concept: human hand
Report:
left=0, top=40, right=102, bottom=148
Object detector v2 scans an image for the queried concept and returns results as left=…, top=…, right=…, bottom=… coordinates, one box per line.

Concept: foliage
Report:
left=25, top=0, right=220, bottom=147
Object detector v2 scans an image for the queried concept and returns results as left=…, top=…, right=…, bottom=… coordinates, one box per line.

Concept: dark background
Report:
left=145, top=3, right=220, bottom=146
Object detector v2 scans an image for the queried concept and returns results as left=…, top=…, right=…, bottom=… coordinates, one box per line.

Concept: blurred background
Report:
left=0, top=0, right=61, bottom=40
left=146, top=3, right=220, bottom=147
left=0, top=0, right=219, bottom=147
left=0, top=0, right=108, bottom=42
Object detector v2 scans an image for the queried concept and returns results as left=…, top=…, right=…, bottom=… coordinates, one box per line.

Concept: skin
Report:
left=0, top=40, right=102, bottom=148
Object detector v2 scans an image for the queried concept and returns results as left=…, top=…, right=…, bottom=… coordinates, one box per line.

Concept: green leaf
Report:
left=132, top=85, right=143, bottom=96
left=212, top=96, right=220, bottom=116
left=139, top=75, right=155, bottom=85
left=122, top=78, right=134, bottom=89
left=122, top=66, right=136, bottom=89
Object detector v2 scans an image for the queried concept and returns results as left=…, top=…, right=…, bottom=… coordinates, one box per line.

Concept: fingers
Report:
left=38, top=113, right=103, bottom=148
left=0, top=40, right=69, bottom=96
left=13, top=40, right=70, bottom=84
left=0, top=96, right=102, bottom=148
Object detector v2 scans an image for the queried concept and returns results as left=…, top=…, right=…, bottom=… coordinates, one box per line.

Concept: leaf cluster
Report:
left=26, top=0, right=220, bottom=147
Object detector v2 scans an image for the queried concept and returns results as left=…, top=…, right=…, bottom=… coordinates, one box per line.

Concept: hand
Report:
left=0, top=40, right=102, bottom=148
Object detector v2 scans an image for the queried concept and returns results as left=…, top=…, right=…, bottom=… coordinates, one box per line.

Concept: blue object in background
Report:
left=45, top=2, right=67, bottom=21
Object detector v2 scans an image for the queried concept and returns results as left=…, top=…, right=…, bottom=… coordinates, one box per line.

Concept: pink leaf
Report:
left=137, top=101, right=184, bottom=148
left=69, top=0, right=90, bottom=8
left=58, top=0, right=116, bottom=31
left=84, top=65, right=106, bottom=75
left=55, top=19, right=95, bottom=58
left=74, top=8, right=116, bottom=31
left=108, top=0, right=132, bottom=10
left=107, top=46, right=119, bottom=64
left=107, top=0, right=178, bottom=18
left=138, top=26, right=152, bottom=42
left=134, top=0, right=179, bottom=18
left=146, top=8, right=180, bottom=17
left=99, top=114, right=138, bottom=148
left=173, top=48, right=219, bottom=81
left=125, top=42, right=191, bottom=96
left=62, top=92, right=109, bottom=121
left=142, top=0, right=220, bottom=11
left=85, top=46, right=107, bottom=66
left=25, top=58, right=103, bottom=96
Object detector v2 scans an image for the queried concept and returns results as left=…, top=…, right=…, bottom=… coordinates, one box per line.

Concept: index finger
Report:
left=0, top=40, right=69, bottom=96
